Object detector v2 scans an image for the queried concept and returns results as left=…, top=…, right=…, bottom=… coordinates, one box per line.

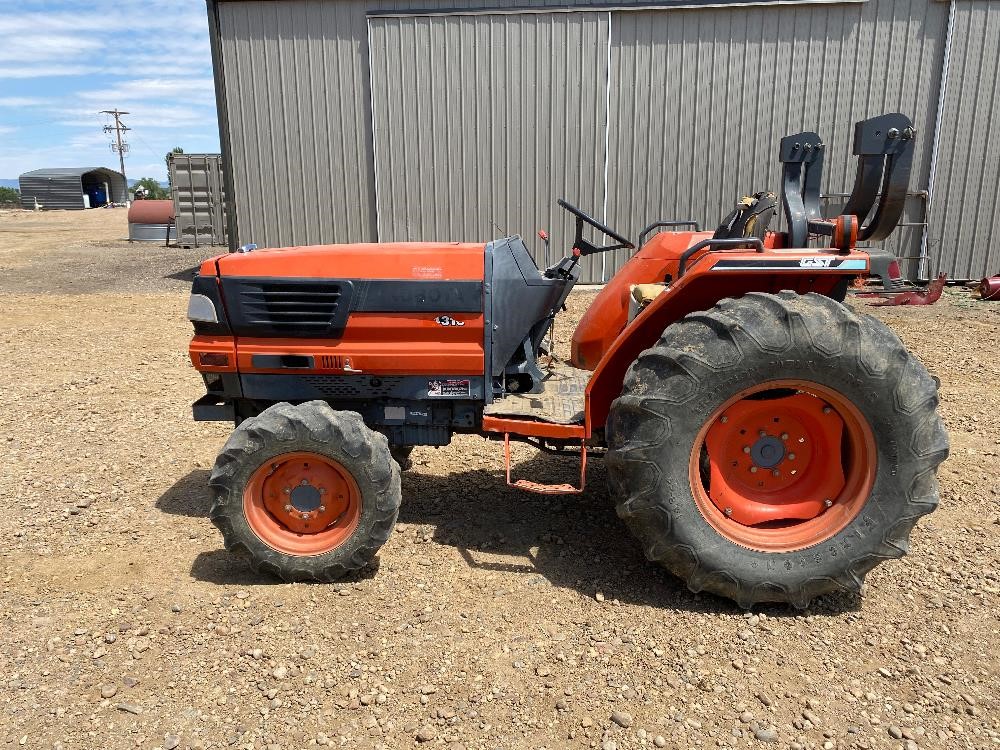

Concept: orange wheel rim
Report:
left=689, top=380, right=875, bottom=552
left=243, top=451, right=361, bottom=556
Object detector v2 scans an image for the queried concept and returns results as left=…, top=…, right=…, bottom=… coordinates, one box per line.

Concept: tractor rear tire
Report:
left=606, top=291, right=948, bottom=609
left=209, top=401, right=400, bottom=582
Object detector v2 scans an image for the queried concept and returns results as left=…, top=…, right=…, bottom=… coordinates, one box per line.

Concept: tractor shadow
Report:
left=163, top=264, right=201, bottom=283
left=156, top=455, right=860, bottom=615
left=400, top=451, right=859, bottom=616
left=157, top=468, right=212, bottom=517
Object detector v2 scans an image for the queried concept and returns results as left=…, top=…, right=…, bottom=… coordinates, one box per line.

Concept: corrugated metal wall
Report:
left=19, top=174, right=86, bottom=210
left=216, top=0, right=376, bottom=248
left=213, top=0, right=986, bottom=282
left=368, top=12, right=609, bottom=280
left=214, top=0, right=616, bottom=253
left=606, top=0, right=946, bottom=279
left=927, top=0, right=1000, bottom=281
left=169, top=153, right=229, bottom=246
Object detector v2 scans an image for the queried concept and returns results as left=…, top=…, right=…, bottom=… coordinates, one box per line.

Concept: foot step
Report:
left=503, top=433, right=587, bottom=494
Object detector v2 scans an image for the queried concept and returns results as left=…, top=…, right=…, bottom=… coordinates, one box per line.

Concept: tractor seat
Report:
left=713, top=191, right=778, bottom=240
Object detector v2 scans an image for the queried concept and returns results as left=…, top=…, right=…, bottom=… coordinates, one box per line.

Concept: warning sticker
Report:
left=428, top=379, right=471, bottom=397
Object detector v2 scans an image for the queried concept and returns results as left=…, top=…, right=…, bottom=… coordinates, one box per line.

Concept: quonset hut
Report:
left=18, top=167, right=127, bottom=210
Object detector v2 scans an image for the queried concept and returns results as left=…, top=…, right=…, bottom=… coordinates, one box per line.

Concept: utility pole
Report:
left=101, top=109, right=131, bottom=185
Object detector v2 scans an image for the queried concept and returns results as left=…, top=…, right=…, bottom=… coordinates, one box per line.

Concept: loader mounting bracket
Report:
left=780, top=113, right=915, bottom=248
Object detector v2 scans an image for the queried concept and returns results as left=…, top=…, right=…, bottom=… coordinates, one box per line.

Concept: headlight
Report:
left=187, top=293, right=219, bottom=323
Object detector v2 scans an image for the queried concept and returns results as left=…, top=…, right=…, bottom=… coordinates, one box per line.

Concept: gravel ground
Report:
left=0, top=208, right=997, bottom=750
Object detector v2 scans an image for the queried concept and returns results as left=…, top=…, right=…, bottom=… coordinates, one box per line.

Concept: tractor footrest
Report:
left=504, top=433, right=587, bottom=495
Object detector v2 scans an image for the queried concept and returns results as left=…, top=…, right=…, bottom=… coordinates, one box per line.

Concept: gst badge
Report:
left=799, top=257, right=834, bottom=268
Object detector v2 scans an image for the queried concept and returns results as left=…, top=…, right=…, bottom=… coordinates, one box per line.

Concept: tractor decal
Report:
left=711, top=258, right=868, bottom=271
left=428, top=379, right=471, bottom=397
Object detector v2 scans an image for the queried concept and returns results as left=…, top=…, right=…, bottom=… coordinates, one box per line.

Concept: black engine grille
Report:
left=300, top=375, right=405, bottom=398
left=221, top=278, right=354, bottom=337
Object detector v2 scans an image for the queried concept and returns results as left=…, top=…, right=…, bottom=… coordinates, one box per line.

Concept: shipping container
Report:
left=169, top=153, right=228, bottom=247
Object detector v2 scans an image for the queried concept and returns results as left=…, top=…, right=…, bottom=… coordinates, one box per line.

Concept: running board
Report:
left=503, top=434, right=587, bottom=494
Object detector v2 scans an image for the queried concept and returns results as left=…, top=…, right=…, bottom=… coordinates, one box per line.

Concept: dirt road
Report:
left=0, top=208, right=997, bottom=750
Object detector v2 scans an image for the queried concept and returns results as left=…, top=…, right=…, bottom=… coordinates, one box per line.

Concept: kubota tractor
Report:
left=187, top=113, right=947, bottom=608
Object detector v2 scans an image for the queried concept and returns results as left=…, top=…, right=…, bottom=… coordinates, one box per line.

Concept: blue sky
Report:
left=0, top=0, right=219, bottom=181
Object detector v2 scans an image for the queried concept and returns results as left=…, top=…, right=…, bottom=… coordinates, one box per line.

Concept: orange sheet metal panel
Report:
left=236, top=312, right=485, bottom=376
left=214, top=243, right=486, bottom=280
left=583, top=248, right=870, bottom=432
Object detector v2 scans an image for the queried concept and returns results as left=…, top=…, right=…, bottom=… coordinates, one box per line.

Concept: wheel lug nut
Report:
left=724, top=507, right=733, bottom=517
left=284, top=504, right=292, bottom=512
left=319, top=488, right=326, bottom=494
left=720, top=416, right=728, bottom=423
left=319, top=506, right=326, bottom=513
left=743, top=446, right=751, bottom=454
left=781, top=432, right=789, bottom=440
left=300, top=479, right=308, bottom=485
left=824, top=499, right=833, bottom=508
left=750, top=466, right=758, bottom=474
left=283, top=488, right=291, bottom=494
left=772, top=469, right=780, bottom=477
left=788, top=453, right=796, bottom=460
left=759, top=430, right=767, bottom=437
left=822, top=406, right=832, bottom=414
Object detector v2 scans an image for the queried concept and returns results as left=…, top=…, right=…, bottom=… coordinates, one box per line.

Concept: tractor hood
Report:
left=202, top=242, right=486, bottom=281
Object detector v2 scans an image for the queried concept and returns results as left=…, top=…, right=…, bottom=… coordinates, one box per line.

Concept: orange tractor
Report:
left=188, top=113, right=947, bottom=608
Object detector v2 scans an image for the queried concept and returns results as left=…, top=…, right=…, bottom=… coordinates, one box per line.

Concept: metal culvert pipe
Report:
left=128, top=200, right=176, bottom=243
left=128, top=200, right=174, bottom=224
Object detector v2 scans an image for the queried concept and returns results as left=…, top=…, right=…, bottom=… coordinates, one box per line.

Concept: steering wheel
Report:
left=557, top=198, right=634, bottom=255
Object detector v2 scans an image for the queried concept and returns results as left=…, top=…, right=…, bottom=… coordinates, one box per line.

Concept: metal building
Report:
left=207, top=0, right=1000, bottom=282
left=18, top=167, right=127, bottom=210
left=168, top=153, right=229, bottom=247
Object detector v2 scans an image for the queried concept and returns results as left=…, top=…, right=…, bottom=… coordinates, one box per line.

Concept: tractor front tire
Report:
left=209, top=401, right=401, bottom=582
left=606, top=291, right=948, bottom=609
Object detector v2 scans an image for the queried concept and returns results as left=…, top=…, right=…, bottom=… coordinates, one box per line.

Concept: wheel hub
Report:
left=704, top=393, right=846, bottom=526
left=750, top=435, right=785, bottom=468
left=290, top=483, right=322, bottom=512
left=258, top=456, right=353, bottom=535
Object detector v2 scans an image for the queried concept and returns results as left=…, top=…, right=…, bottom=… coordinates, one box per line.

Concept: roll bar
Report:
left=637, top=220, right=702, bottom=248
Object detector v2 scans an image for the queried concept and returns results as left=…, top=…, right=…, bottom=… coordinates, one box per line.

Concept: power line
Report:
left=100, top=108, right=130, bottom=183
